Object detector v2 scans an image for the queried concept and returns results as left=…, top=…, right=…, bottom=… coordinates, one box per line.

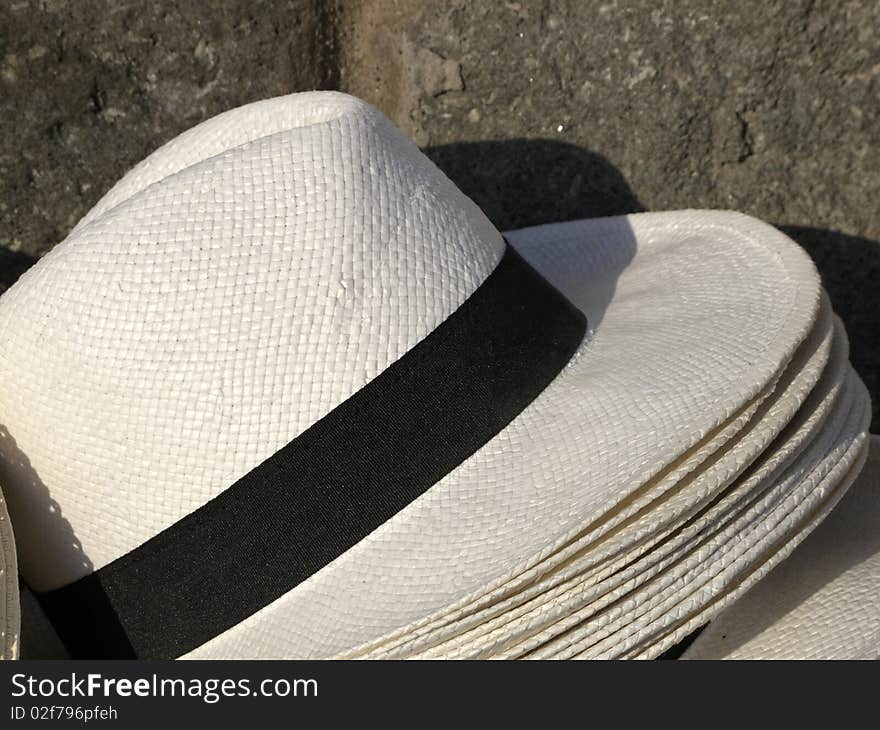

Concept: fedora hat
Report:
left=0, top=92, right=870, bottom=659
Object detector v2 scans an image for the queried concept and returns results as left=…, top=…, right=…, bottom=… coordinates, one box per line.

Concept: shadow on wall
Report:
left=427, top=139, right=880, bottom=431
left=427, top=140, right=644, bottom=336
left=424, top=139, right=645, bottom=230
left=0, top=247, right=37, bottom=297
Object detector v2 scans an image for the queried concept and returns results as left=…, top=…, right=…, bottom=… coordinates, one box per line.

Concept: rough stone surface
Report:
left=0, top=0, right=336, bottom=257
left=1, top=0, right=878, bottom=425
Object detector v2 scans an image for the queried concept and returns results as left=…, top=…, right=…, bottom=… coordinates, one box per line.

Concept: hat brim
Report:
left=185, top=210, right=835, bottom=658
left=680, top=433, right=880, bottom=660
left=551, top=365, right=869, bottom=658
left=381, top=308, right=850, bottom=659
left=0, top=482, right=19, bottom=659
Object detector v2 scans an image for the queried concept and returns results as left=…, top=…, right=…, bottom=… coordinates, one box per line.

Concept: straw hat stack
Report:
left=0, top=93, right=872, bottom=659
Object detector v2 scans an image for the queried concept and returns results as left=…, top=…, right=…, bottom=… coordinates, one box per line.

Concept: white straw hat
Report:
left=0, top=92, right=868, bottom=659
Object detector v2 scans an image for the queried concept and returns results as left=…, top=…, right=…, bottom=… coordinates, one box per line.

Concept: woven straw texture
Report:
left=683, top=434, right=880, bottom=660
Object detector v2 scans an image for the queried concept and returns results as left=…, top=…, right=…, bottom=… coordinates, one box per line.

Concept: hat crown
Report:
left=0, top=92, right=503, bottom=589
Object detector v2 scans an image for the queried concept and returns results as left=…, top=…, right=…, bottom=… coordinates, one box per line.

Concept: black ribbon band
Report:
left=38, top=242, right=587, bottom=659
